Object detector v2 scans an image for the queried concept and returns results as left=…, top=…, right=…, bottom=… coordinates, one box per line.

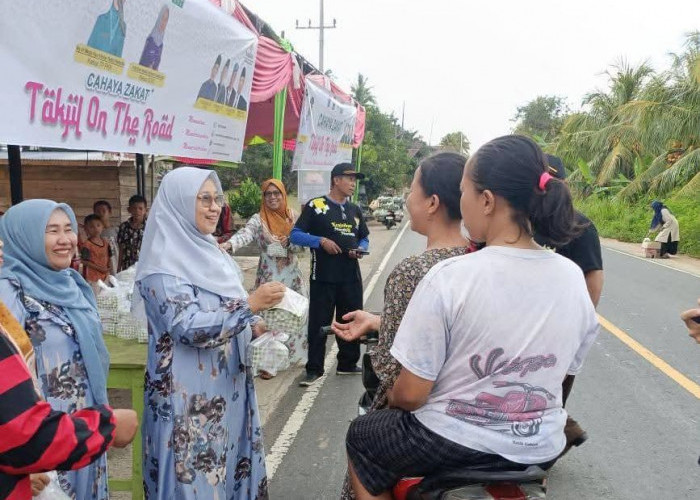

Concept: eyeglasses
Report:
left=264, top=191, right=283, bottom=199
left=197, top=193, right=225, bottom=208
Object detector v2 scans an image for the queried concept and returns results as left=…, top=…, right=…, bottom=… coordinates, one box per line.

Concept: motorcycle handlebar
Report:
left=321, top=326, right=379, bottom=344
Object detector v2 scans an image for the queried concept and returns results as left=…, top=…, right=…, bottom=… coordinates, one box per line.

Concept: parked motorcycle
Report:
left=337, top=328, right=549, bottom=500
left=383, top=210, right=396, bottom=230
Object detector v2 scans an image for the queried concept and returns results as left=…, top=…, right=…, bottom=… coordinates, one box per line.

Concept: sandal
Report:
left=258, top=370, right=275, bottom=380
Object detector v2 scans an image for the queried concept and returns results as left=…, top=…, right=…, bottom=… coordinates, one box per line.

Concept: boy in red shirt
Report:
left=79, top=214, right=112, bottom=284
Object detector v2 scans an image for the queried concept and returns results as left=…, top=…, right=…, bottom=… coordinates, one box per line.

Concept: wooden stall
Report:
left=0, top=150, right=155, bottom=226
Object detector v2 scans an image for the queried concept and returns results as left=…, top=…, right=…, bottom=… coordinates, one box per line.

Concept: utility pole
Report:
left=296, top=0, right=336, bottom=73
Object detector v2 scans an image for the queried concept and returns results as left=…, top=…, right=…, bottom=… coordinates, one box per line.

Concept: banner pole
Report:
left=8, top=145, right=23, bottom=205
left=353, top=142, right=363, bottom=202
left=272, top=87, right=287, bottom=180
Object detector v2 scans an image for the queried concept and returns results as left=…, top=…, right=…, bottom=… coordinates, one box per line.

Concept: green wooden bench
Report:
left=104, top=336, right=146, bottom=500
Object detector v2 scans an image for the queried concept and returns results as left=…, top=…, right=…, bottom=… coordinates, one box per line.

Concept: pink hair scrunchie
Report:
left=539, top=172, right=554, bottom=191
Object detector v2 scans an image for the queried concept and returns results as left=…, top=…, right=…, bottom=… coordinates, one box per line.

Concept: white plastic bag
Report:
left=250, top=331, right=290, bottom=377
left=34, top=472, right=71, bottom=500
left=275, top=287, right=309, bottom=318
left=96, top=268, right=148, bottom=342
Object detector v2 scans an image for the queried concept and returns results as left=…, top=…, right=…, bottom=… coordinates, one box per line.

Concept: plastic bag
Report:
left=96, top=269, right=148, bottom=343
left=250, top=331, right=290, bottom=377
left=35, top=472, right=71, bottom=500
left=275, top=287, right=309, bottom=318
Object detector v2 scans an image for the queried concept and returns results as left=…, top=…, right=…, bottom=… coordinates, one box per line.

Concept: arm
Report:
left=358, top=237, right=369, bottom=252
left=388, top=278, right=447, bottom=410
left=289, top=204, right=321, bottom=248
left=387, top=368, right=434, bottom=411
left=0, top=279, right=28, bottom=327
left=357, top=206, right=370, bottom=251
left=140, top=274, right=255, bottom=349
left=0, top=335, right=116, bottom=474
left=116, top=224, right=126, bottom=272
left=680, top=299, right=700, bottom=344
left=226, top=215, right=260, bottom=253
left=584, top=270, right=604, bottom=308
left=80, top=247, right=110, bottom=274
left=289, top=227, right=322, bottom=249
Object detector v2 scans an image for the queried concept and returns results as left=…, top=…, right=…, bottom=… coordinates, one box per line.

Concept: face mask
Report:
left=460, top=223, right=471, bottom=241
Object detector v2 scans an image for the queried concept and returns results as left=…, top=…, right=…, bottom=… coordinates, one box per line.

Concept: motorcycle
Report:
left=384, top=210, right=396, bottom=230
left=344, top=328, right=549, bottom=500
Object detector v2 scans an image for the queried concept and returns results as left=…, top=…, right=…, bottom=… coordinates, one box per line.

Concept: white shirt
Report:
left=390, top=246, right=599, bottom=464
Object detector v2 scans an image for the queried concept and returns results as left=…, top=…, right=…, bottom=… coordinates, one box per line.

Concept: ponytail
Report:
left=468, top=135, right=585, bottom=246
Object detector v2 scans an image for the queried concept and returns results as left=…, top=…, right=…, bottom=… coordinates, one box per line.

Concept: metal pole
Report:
left=272, top=88, right=287, bottom=180
left=8, top=145, right=23, bottom=205
left=319, top=0, right=324, bottom=72
left=136, top=153, right=145, bottom=196
left=353, top=142, right=363, bottom=202
left=295, top=0, right=335, bottom=73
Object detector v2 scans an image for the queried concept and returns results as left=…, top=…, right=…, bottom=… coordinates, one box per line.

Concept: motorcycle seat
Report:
left=416, top=465, right=547, bottom=492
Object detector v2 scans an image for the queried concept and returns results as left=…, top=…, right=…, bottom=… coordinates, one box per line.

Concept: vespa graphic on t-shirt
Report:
left=446, top=347, right=557, bottom=438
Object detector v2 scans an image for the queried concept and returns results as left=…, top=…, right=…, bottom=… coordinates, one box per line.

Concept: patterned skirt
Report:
left=346, top=409, right=528, bottom=496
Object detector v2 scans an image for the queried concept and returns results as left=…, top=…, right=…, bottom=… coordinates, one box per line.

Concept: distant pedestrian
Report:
left=649, top=200, right=679, bottom=258
left=117, top=194, right=147, bottom=271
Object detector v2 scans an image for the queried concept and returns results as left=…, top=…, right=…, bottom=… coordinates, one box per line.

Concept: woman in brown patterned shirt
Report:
left=333, top=152, right=477, bottom=500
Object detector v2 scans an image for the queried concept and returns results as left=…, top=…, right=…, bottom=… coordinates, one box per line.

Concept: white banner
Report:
left=0, top=0, right=257, bottom=162
left=292, top=78, right=357, bottom=171
left=297, top=170, right=332, bottom=205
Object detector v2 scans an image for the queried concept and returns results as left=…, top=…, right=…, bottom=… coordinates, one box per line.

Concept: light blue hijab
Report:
left=0, top=200, right=110, bottom=405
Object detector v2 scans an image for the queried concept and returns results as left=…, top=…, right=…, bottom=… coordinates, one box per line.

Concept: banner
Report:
left=292, top=78, right=357, bottom=171
left=0, top=0, right=257, bottom=162
left=297, top=170, right=332, bottom=205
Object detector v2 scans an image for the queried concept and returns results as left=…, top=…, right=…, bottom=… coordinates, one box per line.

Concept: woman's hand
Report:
left=112, top=409, right=139, bottom=448
left=219, top=241, right=232, bottom=253
left=680, top=299, right=700, bottom=344
left=248, top=282, right=285, bottom=313
left=30, top=474, right=50, bottom=496
left=252, top=319, right=268, bottom=338
left=279, top=236, right=290, bottom=248
left=331, top=310, right=381, bottom=342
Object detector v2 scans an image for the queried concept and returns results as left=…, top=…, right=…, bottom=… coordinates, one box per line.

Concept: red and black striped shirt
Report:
left=0, top=333, right=115, bottom=500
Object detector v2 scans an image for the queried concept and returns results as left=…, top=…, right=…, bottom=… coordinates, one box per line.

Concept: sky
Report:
left=246, top=0, right=700, bottom=152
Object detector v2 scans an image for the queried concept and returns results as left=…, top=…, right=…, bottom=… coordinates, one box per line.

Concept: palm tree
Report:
left=351, top=73, right=376, bottom=107
left=616, top=32, right=700, bottom=198
left=555, top=60, right=653, bottom=187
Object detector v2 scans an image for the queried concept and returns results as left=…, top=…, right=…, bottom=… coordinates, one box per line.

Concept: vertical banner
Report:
left=0, top=0, right=257, bottom=162
left=292, top=78, right=357, bottom=171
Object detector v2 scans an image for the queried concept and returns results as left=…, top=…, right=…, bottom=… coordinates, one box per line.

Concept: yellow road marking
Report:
left=598, top=314, right=700, bottom=399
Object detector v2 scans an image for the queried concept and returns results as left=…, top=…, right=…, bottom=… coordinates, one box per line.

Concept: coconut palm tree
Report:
left=351, top=73, right=377, bottom=107
left=555, top=60, right=654, bottom=187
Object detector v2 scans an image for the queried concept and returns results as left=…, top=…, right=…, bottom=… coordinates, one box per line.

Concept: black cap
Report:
left=546, top=154, right=566, bottom=180
left=331, top=162, right=365, bottom=180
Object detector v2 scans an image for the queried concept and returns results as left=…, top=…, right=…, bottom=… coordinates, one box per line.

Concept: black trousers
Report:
left=306, top=280, right=362, bottom=375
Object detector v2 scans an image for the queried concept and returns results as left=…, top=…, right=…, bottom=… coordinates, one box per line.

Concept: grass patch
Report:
left=576, top=191, right=700, bottom=257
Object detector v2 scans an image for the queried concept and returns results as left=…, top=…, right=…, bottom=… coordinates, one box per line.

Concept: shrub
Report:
left=575, top=192, right=700, bottom=257
left=228, top=179, right=261, bottom=220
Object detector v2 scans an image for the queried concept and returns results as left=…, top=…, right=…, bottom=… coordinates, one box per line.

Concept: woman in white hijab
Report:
left=136, top=167, right=284, bottom=500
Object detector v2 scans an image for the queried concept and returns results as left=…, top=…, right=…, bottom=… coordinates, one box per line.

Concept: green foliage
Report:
left=439, top=131, right=470, bottom=156
left=512, top=95, right=569, bottom=140
left=351, top=73, right=376, bottom=107
left=576, top=193, right=700, bottom=257
left=358, top=105, right=425, bottom=200
left=228, top=178, right=261, bottom=219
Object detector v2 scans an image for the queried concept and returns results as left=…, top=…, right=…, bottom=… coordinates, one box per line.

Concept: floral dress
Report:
left=340, top=246, right=470, bottom=500
left=0, top=278, right=109, bottom=500
left=228, top=213, right=308, bottom=365
left=138, top=274, right=268, bottom=500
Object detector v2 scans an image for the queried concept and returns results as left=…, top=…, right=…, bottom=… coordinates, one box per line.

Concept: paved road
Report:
left=266, top=229, right=700, bottom=499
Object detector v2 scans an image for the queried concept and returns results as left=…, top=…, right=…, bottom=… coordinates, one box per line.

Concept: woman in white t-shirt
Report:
left=345, top=135, right=600, bottom=499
